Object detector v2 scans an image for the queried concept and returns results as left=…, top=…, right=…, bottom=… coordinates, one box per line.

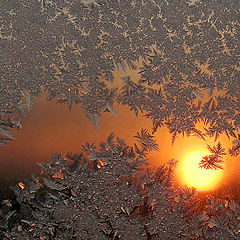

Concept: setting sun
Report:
left=177, top=148, right=224, bottom=191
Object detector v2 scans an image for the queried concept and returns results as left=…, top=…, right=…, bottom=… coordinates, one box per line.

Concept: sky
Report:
left=0, top=88, right=239, bottom=193
left=0, top=61, right=239, bottom=193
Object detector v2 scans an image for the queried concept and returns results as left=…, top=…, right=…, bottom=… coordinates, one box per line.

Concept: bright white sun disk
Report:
left=177, top=148, right=224, bottom=191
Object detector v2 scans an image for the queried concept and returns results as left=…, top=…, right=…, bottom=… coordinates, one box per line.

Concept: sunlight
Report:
left=177, top=147, right=224, bottom=191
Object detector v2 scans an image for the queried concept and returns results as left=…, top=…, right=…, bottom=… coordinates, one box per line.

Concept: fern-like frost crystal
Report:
left=199, top=143, right=226, bottom=170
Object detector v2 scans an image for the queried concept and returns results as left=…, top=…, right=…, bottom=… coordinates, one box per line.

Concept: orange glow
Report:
left=18, top=182, right=25, bottom=189
left=177, top=147, right=224, bottom=191
left=52, top=170, right=64, bottom=179
left=97, top=160, right=104, bottom=168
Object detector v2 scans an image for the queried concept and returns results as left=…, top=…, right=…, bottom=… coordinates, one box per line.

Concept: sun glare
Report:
left=177, top=147, right=224, bottom=191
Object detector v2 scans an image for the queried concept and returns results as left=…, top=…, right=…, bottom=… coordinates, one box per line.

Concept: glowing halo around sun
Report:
left=177, top=147, right=224, bottom=191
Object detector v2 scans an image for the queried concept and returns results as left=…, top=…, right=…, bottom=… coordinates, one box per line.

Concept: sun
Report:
left=177, top=147, right=224, bottom=191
